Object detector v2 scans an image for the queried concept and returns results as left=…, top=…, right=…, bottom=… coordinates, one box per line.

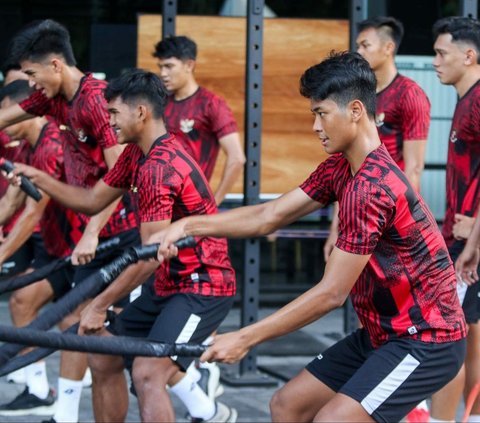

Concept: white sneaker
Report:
left=82, top=368, right=92, bottom=388
left=6, top=368, right=26, bottom=385
left=197, top=363, right=224, bottom=400
left=191, top=402, right=237, bottom=423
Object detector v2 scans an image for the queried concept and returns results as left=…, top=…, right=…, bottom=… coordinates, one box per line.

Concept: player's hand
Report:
left=10, top=162, right=41, bottom=185
left=453, top=214, right=475, bottom=240
left=455, top=245, right=480, bottom=286
left=72, top=233, right=99, bottom=265
left=148, top=220, right=189, bottom=263
left=78, top=301, right=107, bottom=335
left=200, top=331, right=251, bottom=364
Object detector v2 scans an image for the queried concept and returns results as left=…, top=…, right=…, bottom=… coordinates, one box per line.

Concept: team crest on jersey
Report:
left=180, top=119, right=195, bottom=133
left=375, top=112, right=385, bottom=127
left=450, top=129, right=457, bottom=143
left=76, top=129, right=88, bottom=143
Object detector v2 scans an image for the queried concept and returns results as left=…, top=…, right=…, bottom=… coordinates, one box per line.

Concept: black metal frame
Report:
left=162, top=0, right=176, bottom=39
left=460, top=0, right=478, bottom=18
left=349, top=0, right=368, bottom=50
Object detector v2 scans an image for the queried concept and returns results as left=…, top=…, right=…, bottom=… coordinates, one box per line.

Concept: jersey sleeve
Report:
left=31, top=130, right=64, bottom=180
left=103, top=145, right=136, bottom=189
left=299, top=155, right=337, bottom=205
left=207, top=95, right=239, bottom=139
left=19, top=90, right=55, bottom=117
left=82, top=89, right=118, bottom=150
left=336, top=181, right=395, bottom=255
left=401, top=84, right=431, bottom=142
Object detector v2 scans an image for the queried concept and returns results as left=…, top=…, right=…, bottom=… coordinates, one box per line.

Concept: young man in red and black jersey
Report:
left=0, top=79, right=82, bottom=418
left=0, top=20, right=140, bottom=422
left=324, top=16, right=431, bottom=261
left=427, top=16, right=480, bottom=423
left=153, top=35, right=245, bottom=206
left=153, top=51, right=467, bottom=423
left=13, top=69, right=238, bottom=422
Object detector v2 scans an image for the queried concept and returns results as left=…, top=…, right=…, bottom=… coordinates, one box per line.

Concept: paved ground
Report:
left=0, top=302, right=343, bottom=422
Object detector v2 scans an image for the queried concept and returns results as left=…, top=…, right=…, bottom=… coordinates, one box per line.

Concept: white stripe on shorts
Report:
left=457, top=280, right=468, bottom=305
left=360, top=353, right=420, bottom=415
left=171, top=314, right=201, bottom=361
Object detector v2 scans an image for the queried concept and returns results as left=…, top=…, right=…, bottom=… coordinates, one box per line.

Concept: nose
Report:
left=313, top=115, right=323, bottom=133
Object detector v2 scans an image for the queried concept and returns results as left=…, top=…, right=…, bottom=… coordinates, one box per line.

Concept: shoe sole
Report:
left=227, top=407, right=238, bottom=423
left=0, top=403, right=56, bottom=416
left=213, top=384, right=224, bottom=399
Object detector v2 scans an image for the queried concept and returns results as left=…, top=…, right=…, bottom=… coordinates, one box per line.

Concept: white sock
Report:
left=429, top=418, right=454, bottom=422
left=468, top=414, right=480, bottom=422
left=25, top=362, right=49, bottom=399
left=169, top=372, right=215, bottom=420
left=198, top=360, right=217, bottom=370
left=54, top=377, right=83, bottom=423
left=186, top=361, right=201, bottom=382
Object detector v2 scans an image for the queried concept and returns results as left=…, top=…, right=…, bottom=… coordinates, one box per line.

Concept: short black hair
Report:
left=433, top=16, right=480, bottom=61
left=153, top=35, right=197, bottom=61
left=104, top=69, right=169, bottom=119
left=8, top=19, right=76, bottom=66
left=299, top=51, right=377, bottom=118
left=0, top=79, right=33, bottom=104
left=358, top=16, right=404, bottom=53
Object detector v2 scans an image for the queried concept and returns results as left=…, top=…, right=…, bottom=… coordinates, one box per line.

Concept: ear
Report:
left=51, top=58, right=63, bottom=73
left=137, top=104, right=148, bottom=121
left=349, top=99, right=364, bottom=122
left=184, top=59, right=196, bottom=73
left=465, top=47, right=477, bottom=66
left=384, top=40, right=395, bottom=57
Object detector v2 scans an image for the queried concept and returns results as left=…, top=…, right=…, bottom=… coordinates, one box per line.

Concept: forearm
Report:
left=0, top=193, right=25, bottom=226
left=465, top=214, right=480, bottom=251
left=404, top=167, right=422, bottom=192
left=90, top=260, right=158, bottom=310
left=214, top=160, right=244, bottom=205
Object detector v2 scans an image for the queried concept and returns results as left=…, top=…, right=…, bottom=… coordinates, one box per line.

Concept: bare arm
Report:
left=12, top=163, right=124, bottom=215
left=403, top=140, right=427, bottom=191
left=0, top=190, right=50, bottom=265
left=0, top=184, right=26, bottom=226
left=214, top=132, right=245, bottom=205
left=323, top=202, right=339, bottom=262
left=201, top=247, right=371, bottom=363
left=0, top=104, right=33, bottom=130
left=78, top=220, right=167, bottom=335
left=455, top=208, right=480, bottom=285
left=152, top=188, right=322, bottom=258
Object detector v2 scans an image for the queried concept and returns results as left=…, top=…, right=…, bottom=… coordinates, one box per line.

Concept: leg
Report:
left=315, top=393, right=374, bottom=422
left=9, top=278, right=53, bottom=326
left=133, top=356, right=179, bottom=422
left=430, top=365, right=465, bottom=421
left=466, top=323, right=480, bottom=415
left=270, top=369, right=335, bottom=422
left=88, top=330, right=128, bottom=423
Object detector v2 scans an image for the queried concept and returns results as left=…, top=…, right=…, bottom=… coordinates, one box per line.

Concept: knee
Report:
left=270, top=387, right=289, bottom=420
left=9, top=291, right=33, bottom=317
left=132, top=358, right=175, bottom=393
left=88, top=353, right=124, bottom=378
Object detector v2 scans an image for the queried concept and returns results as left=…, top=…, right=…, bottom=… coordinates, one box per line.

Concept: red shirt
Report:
left=164, top=87, right=238, bottom=180
left=442, top=80, right=480, bottom=248
left=103, top=134, right=236, bottom=297
left=300, top=144, right=466, bottom=348
left=376, top=74, right=430, bottom=170
left=30, top=122, right=83, bottom=257
left=19, top=74, right=137, bottom=237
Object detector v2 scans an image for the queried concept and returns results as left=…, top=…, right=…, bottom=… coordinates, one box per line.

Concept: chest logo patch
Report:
left=375, top=112, right=385, bottom=127
left=180, top=119, right=195, bottom=134
left=450, top=129, right=457, bottom=143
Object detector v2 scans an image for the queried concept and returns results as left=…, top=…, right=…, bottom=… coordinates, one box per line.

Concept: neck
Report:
left=343, top=122, right=382, bottom=175
left=24, top=117, right=48, bottom=147
left=137, top=120, right=169, bottom=155
left=59, top=66, right=86, bottom=101
left=455, top=67, right=480, bottom=98
left=174, top=79, right=199, bottom=101
left=374, top=61, right=398, bottom=93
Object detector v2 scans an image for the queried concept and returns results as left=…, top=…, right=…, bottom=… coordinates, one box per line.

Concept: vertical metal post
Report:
left=162, top=0, right=177, bottom=39
left=221, top=0, right=276, bottom=387
left=349, top=0, right=368, bottom=50
left=460, top=0, right=478, bottom=19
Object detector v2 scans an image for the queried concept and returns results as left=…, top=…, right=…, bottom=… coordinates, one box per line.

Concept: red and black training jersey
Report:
left=300, top=144, right=466, bottom=348
left=19, top=74, right=137, bottom=237
left=164, top=87, right=238, bottom=180
left=30, top=122, right=84, bottom=257
left=103, top=133, right=236, bottom=297
left=442, top=80, right=480, bottom=248
left=0, top=131, right=33, bottom=234
left=376, top=74, right=430, bottom=170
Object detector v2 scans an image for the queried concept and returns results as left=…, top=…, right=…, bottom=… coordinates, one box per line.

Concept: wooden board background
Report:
left=137, top=15, right=349, bottom=194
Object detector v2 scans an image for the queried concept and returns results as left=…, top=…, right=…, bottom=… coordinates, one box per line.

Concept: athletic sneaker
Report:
left=0, top=387, right=56, bottom=416
left=191, top=401, right=237, bottom=423
left=41, top=419, right=56, bottom=423
left=197, top=363, right=224, bottom=400
left=6, top=368, right=26, bottom=385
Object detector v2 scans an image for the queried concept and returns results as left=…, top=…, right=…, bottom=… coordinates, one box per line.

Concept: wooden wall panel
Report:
left=138, top=15, right=348, bottom=195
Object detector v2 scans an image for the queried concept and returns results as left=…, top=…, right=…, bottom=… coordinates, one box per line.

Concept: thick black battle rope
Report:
left=0, top=237, right=121, bottom=295
left=0, top=324, right=206, bottom=358
left=0, top=159, right=42, bottom=202
left=0, top=237, right=195, bottom=366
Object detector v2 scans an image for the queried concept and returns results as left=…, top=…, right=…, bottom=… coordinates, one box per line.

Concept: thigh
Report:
left=340, top=338, right=466, bottom=423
